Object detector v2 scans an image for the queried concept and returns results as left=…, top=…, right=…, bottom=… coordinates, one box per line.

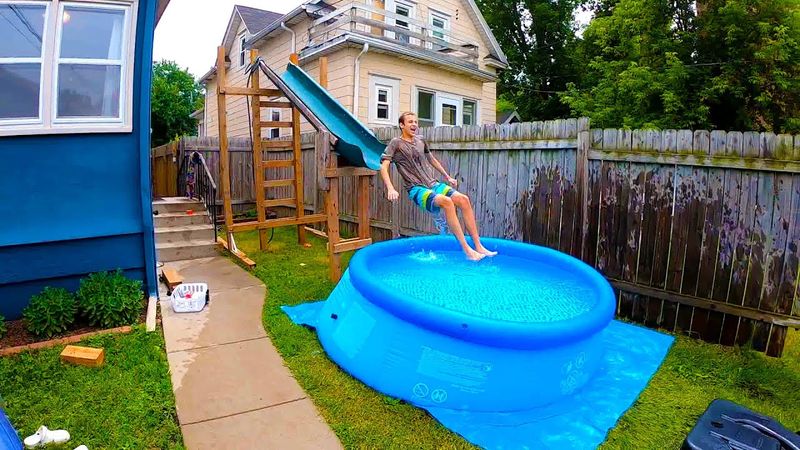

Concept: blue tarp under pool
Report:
left=283, top=301, right=673, bottom=450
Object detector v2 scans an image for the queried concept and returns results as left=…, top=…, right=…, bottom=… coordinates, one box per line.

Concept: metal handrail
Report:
left=178, top=150, right=218, bottom=239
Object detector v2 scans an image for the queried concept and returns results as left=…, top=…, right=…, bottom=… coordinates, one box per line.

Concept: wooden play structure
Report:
left=215, top=46, right=375, bottom=281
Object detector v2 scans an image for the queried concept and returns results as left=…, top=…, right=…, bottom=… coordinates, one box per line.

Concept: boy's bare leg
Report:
left=452, top=193, right=497, bottom=256
left=435, top=195, right=485, bottom=261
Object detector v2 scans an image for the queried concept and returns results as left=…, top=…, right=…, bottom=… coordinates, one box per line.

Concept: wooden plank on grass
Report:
left=61, top=345, right=104, bottom=367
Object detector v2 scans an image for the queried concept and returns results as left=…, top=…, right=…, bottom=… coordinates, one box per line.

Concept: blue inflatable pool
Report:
left=314, top=236, right=616, bottom=412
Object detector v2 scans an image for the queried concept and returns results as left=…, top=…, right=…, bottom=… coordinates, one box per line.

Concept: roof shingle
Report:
left=235, top=5, right=282, bottom=34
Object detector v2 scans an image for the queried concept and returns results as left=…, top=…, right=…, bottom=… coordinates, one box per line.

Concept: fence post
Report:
left=576, top=118, right=591, bottom=262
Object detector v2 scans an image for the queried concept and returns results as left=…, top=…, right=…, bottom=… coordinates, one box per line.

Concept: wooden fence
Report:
left=153, top=119, right=800, bottom=356
left=151, top=141, right=179, bottom=198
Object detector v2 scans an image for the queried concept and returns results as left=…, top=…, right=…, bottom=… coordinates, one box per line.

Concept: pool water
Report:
left=370, top=250, right=598, bottom=323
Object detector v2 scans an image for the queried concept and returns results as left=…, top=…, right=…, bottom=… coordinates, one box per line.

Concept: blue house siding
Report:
left=0, top=0, right=159, bottom=320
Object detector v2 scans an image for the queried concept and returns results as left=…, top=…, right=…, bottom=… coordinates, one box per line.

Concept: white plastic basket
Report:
left=171, top=283, right=209, bottom=313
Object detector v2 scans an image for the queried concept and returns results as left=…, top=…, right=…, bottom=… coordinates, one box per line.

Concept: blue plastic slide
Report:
left=279, top=63, right=385, bottom=170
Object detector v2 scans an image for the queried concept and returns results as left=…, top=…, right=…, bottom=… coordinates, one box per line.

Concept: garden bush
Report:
left=23, top=287, right=77, bottom=338
left=0, top=314, right=6, bottom=339
left=77, top=270, right=143, bottom=328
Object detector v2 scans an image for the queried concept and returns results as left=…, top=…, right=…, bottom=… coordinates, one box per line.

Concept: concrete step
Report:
left=153, top=197, right=206, bottom=215
left=155, top=224, right=215, bottom=245
left=156, top=240, right=219, bottom=263
left=154, top=211, right=211, bottom=228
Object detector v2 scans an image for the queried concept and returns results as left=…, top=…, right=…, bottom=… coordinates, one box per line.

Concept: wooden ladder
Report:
left=248, top=51, right=312, bottom=249
left=218, top=48, right=326, bottom=254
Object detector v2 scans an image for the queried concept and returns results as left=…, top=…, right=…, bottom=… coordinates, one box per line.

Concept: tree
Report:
left=151, top=60, right=204, bottom=146
left=476, top=0, right=581, bottom=121
left=562, top=0, right=800, bottom=132
left=695, top=0, right=800, bottom=132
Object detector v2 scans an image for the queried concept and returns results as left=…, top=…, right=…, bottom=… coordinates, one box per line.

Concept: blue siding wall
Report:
left=0, top=0, right=158, bottom=319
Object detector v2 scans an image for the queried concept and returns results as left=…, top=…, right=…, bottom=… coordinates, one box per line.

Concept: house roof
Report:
left=247, top=1, right=330, bottom=48
left=248, top=0, right=507, bottom=67
left=463, top=0, right=508, bottom=66
left=156, top=0, right=170, bottom=26
left=235, top=5, right=283, bottom=34
left=497, top=110, right=521, bottom=124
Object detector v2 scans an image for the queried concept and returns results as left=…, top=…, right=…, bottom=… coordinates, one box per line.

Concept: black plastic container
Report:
left=683, top=399, right=800, bottom=450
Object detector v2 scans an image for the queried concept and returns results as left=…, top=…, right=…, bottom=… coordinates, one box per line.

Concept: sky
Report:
left=153, top=0, right=595, bottom=80
left=153, top=0, right=304, bottom=79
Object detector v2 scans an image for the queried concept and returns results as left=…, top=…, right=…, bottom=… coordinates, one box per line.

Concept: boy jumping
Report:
left=380, top=112, right=497, bottom=261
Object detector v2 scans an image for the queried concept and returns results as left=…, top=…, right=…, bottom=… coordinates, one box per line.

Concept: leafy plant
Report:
left=0, top=314, right=6, bottom=339
left=77, top=270, right=144, bottom=328
left=23, top=287, right=77, bottom=338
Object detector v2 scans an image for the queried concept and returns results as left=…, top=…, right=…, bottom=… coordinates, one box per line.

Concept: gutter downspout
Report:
left=353, top=43, right=369, bottom=116
left=280, top=22, right=296, bottom=55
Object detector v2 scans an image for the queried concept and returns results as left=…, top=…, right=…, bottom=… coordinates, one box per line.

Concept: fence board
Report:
left=157, top=121, right=800, bottom=357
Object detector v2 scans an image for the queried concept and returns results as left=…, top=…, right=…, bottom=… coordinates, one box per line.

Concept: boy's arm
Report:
left=428, top=154, right=458, bottom=186
left=380, top=160, right=399, bottom=201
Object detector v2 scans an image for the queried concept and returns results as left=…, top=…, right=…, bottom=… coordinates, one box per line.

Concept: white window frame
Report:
left=414, top=88, right=435, bottom=127
left=238, top=33, right=246, bottom=67
left=368, top=74, right=399, bottom=125
left=0, top=0, right=50, bottom=127
left=428, top=9, right=450, bottom=47
left=0, top=0, right=138, bottom=137
left=385, top=0, right=417, bottom=44
left=462, top=98, right=477, bottom=126
left=412, top=86, right=479, bottom=127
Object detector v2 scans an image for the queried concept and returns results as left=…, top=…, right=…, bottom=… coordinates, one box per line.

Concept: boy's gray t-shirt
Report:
left=381, top=136, right=438, bottom=191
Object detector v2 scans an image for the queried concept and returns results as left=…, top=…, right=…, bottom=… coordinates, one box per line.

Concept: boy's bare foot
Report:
left=476, top=246, right=498, bottom=257
left=466, top=249, right=487, bottom=261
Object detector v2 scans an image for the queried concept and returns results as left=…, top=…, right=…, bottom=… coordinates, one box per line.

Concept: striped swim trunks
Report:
left=408, top=182, right=457, bottom=213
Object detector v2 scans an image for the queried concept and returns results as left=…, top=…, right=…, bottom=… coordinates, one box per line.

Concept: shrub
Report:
left=0, top=315, right=6, bottom=339
left=77, top=270, right=144, bottom=328
left=23, top=287, right=77, bottom=338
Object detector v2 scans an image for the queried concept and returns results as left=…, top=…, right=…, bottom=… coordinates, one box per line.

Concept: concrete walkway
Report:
left=158, top=256, right=342, bottom=449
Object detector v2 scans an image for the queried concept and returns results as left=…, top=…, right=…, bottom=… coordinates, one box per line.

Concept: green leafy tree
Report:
left=151, top=60, right=204, bottom=146
left=476, top=0, right=581, bottom=121
left=695, top=0, right=800, bottom=132
left=563, top=0, right=800, bottom=132
left=562, top=0, right=707, bottom=129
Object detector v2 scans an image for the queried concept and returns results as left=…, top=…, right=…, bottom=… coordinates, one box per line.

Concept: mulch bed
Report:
left=0, top=300, right=149, bottom=351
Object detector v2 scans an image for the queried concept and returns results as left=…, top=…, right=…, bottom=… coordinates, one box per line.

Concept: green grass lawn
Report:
left=232, top=227, right=800, bottom=449
left=0, top=326, right=184, bottom=449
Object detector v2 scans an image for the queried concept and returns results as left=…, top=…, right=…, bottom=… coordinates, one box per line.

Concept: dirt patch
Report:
left=0, top=300, right=148, bottom=350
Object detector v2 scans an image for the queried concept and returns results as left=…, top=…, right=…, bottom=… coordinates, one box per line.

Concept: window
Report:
left=414, top=87, right=479, bottom=127
left=376, top=87, right=390, bottom=121
left=429, top=10, right=449, bottom=50
left=239, top=34, right=246, bottom=67
left=269, top=109, right=280, bottom=139
left=463, top=99, right=476, bottom=126
left=416, top=90, right=434, bottom=128
left=393, top=1, right=415, bottom=44
left=0, top=0, right=135, bottom=136
left=368, top=75, right=399, bottom=125
left=0, top=3, right=47, bottom=122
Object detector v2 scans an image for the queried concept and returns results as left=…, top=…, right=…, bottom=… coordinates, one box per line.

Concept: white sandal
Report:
left=23, top=425, right=70, bottom=448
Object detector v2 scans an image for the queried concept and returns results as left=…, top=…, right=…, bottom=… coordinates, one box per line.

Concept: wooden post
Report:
left=320, top=131, right=342, bottom=281
left=290, top=53, right=307, bottom=246
left=216, top=46, right=235, bottom=247
left=250, top=49, right=268, bottom=249
left=358, top=175, right=370, bottom=239
left=576, top=129, right=590, bottom=262
left=319, top=57, right=328, bottom=89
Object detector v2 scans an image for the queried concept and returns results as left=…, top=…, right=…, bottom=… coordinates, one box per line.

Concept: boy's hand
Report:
left=387, top=188, right=399, bottom=201
left=446, top=176, right=458, bottom=187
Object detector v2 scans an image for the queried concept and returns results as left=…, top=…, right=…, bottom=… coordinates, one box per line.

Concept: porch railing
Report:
left=178, top=150, right=218, bottom=238
left=308, top=2, right=480, bottom=65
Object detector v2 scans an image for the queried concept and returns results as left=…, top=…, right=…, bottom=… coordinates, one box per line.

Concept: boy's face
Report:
left=401, top=114, right=418, bottom=134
